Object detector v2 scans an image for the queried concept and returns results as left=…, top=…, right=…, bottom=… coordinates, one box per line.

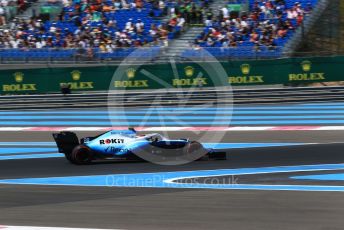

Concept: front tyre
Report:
left=184, top=141, right=208, bottom=161
left=70, top=145, right=93, bottom=165
left=186, top=141, right=203, bottom=154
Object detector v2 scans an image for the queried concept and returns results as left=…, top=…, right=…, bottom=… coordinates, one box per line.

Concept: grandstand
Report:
left=0, top=0, right=38, bottom=25
left=295, top=0, right=344, bottom=56
left=182, top=0, right=319, bottom=59
left=0, top=0, right=334, bottom=63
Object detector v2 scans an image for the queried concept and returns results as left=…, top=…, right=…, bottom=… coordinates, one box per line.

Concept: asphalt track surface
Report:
left=1, top=131, right=344, bottom=230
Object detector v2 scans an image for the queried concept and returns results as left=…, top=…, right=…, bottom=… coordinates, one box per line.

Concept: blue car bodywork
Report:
left=53, top=129, right=226, bottom=165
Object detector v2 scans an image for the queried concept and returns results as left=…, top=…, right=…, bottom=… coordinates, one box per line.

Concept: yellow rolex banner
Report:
left=0, top=56, right=342, bottom=94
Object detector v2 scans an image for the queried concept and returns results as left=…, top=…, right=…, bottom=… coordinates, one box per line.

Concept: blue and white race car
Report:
left=53, top=128, right=226, bottom=165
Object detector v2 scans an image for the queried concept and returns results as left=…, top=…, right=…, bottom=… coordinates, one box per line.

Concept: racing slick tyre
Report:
left=185, top=141, right=210, bottom=161
left=186, top=141, right=203, bottom=154
left=70, top=145, right=93, bottom=165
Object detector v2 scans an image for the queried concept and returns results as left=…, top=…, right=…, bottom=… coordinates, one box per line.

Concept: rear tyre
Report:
left=70, top=145, right=93, bottom=165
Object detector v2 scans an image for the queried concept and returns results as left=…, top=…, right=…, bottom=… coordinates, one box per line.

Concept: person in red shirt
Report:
left=297, top=13, right=304, bottom=25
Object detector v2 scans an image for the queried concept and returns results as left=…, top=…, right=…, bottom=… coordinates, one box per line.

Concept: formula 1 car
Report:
left=52, top=128, right=226, bottom=165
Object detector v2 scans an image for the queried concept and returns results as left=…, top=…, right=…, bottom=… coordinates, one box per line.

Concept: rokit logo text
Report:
left=100, top=139, right=125, bottom=144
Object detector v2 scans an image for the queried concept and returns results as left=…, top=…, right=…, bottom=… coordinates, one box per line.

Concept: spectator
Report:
left=194, top=0, right=313, bottom=49
left=0, top=4, right=5, bottom=25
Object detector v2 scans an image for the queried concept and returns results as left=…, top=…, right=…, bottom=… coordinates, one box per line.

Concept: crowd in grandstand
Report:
left=0, top=0, right=212, bottom=51
left=194, top=0, right=314, bottom=49
left=0, top=0, right=316, bottom=60
left=0, top=0, right=37, bottom=26
left=168, top=0, right=211, bottom=24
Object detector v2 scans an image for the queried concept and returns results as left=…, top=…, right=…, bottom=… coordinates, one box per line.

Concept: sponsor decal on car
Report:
left=99, top=139, right=125, bottom=144
left=105, top=146, right=122, bottom=153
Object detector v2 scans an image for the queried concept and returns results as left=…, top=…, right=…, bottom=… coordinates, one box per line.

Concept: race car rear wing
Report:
left=52, top=131, right=79, bottom=154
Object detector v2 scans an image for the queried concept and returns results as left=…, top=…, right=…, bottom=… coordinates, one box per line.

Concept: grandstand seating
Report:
left=0, top=0, right=319, bottom=61
left=182, top=0, right=319, bottom=59
left=0, top=0, right=38, bottom=25
left=0, top=0, right=185, bottom=61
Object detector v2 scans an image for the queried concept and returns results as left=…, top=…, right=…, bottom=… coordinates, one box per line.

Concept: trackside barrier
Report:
left=0, top=56, right=342, bottom=94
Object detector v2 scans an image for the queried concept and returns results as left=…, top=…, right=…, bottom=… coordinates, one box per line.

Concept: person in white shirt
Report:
left=204, top=19, right=212, bottom=27
left=62, top=0, right=69, bottom=7
left=177, top=17, right=185, bottom=27
left=135, top=19, right=144, bottom=31
left=78, top=40, right=86, bottom=49
left=221, top=7, right=229, bottom=19
left=241, top=20, right=248, bottom=28
left=125, top=18, right=133, bottom=30
left=169, top=6, right=175, bottom=16
left=159, top=0, right=165, bottom=10
left=35, top=38, right=46, bottom=49
left=0, top=0, right=7, bottom=7
left=9, top=38, right=18, bottom=48
left=121, top=0, right=130, bottom=9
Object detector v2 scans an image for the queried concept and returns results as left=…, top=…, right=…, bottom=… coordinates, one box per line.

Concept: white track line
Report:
left=0, top=226, right=123, bottom=230
left=0, top=126, right=344, bottom=132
